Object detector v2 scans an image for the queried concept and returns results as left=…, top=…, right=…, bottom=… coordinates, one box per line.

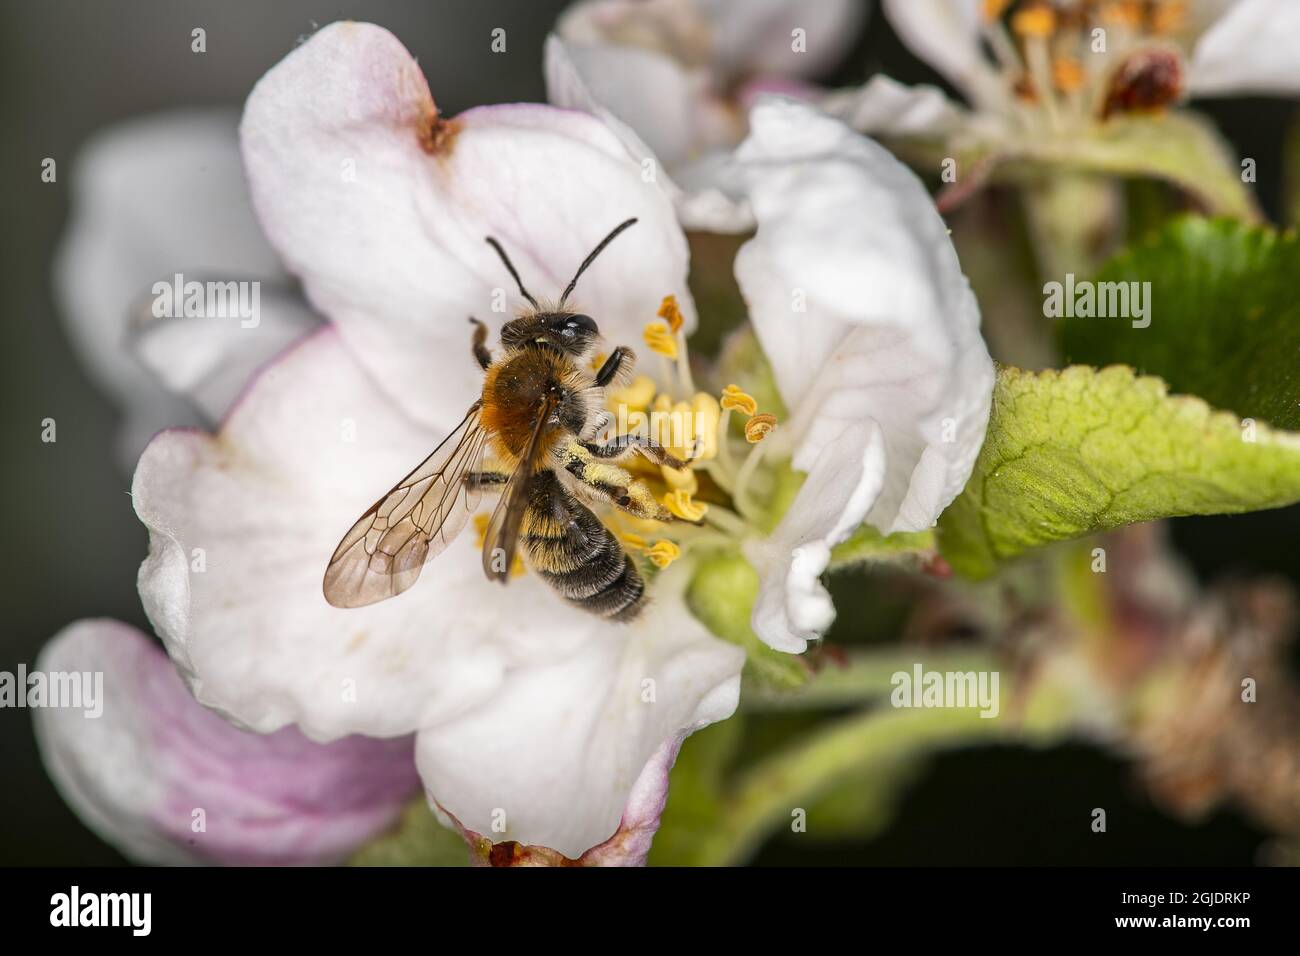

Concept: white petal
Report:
left=732, top=100, right=993, bottom=649
left=698, top=0, right=868, bottom=80
left=33, top=620, right=419, bottom=865
left=545, top=33, right=755, bottom=232
left=1188, top=0, right=1300, bottom=96
left=416, top=569, right=742, bottom=858
left=818, top=74, right=970, bottom=139
left=881, top=0, right=1003, bottom=108
left=133, top=329, right=607, bottom=741
left=746, top=422, right=885, bottom=653
left=132, top=291, right=318, bottom=423
left=549, top=32, right=702, bottom=167
left=52, top=110, right=317, bottom=465
left=241, top=22, right=694, bottom=431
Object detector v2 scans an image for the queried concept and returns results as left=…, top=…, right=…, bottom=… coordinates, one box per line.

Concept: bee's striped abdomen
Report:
left=521, top=472, right=645, bottom=622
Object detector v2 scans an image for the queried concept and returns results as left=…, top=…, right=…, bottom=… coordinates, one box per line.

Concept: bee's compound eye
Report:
left=560, top=313, right=597, bottom=336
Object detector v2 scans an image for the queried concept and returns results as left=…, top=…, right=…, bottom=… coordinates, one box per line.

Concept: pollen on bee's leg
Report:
left=643, top=321, right=678, bottom=359
left=745, top=413, right=778, bottom=443
left=645, top=540, right=681, bottom=569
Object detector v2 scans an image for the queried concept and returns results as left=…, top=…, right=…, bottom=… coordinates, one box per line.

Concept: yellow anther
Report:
left=643, top=321, right=678, bottom=359
left=1052, top=57, right=1084, bottom=92
left=689, top=393, right=720, bottom=461
left=719, top=384, right=758, bottom=417
left=661, top=464, right=698, bottom=493
left=981, top=0, right=1011, bottom=22
left=1149, top=0, right=1187, bottom=35
left=1100, top=1, right=1142, bottom=28
left=657, top=294, right=685, bottom=333
left=608, top=374, right=656, bottom=411
left=662, top=489, right=708, bottom=522
left=1010, top=3, right=1055, bottom=37
left=620, top=532, right=648, bottom=552
left=589, top=351, right=608, bottom=372
left=645, top=539, right=681, bottom=569
left=745, top=413, right=778, bottom=443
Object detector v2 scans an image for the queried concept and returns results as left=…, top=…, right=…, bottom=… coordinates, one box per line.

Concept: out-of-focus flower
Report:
left=53, top=111, right=319, bottom=469
left=853, top=0, right=1300, bottom=212
left=33, top=620, right=419, bottom=865
left=546, top=0, right=870, bottom=229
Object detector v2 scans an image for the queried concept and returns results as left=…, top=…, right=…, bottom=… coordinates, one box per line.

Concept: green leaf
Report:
left=646, top=718, right=742, bottom=866
left=1061, top=217, right=1300, bottom=430
left=830, top=524, right=934, bottom=567
left=349, top=800, right=470, bottom=867
left=687, top=551, right=809, bottom=689
left=938, top=365, right=1300, bottom=579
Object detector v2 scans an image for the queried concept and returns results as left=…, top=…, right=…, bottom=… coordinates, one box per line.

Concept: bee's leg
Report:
left=468, top=317, right=492, bottom=371
left=580, top=434, right=687, bottom=471
left=564, top=444, right=673, bottom=522
left=464, top=470, right=509, bottom=492
left=593, top=345, right=634, bottom=388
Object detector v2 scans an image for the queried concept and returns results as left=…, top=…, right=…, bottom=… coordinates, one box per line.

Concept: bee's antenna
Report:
left=485, top=235, right=540, bottom=310
left=559, top=217, right=638, bottom=307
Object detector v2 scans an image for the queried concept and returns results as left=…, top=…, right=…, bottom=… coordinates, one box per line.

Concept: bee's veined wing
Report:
left=481, top=394, right=557, bottom=583
left=324, top=402, right=490, bottom=608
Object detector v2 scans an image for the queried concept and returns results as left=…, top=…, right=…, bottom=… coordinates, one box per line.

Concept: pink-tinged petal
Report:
left=415, top=570, right=743, bottom=859
left=33, top=620, right=419, bottom=866
left=132, top=291, right=318, bottom=424
left=732, top=100, right=993, bottom=650
left=134, top=329, right=614, bottom=742
left=240, top=21, right=693, bottom=431
left=1188, top=0, right=1300, bottom=97
left=52, top=110, right=319, bottom=467
left=439, top=731, right=689, bottom=866
left=881, top=0, right=1004, bottom=109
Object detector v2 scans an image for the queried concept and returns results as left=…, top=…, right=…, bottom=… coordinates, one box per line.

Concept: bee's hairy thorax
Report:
left=479, top=344, right=596, bottom=464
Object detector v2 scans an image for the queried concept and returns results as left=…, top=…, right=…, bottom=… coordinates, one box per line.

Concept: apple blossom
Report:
left=38, top=20, right=993, bottom=864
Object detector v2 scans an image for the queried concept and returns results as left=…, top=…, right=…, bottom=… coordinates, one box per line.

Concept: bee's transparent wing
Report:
left=324, top=402, right=490, bottom=608
left=481, top=395, right=556, bottom=583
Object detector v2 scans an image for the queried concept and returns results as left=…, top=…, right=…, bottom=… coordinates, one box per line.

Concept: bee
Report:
left=322, top=218, right=686, bottom=621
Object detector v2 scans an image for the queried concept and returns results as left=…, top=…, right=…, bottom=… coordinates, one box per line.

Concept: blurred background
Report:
left=3, top=0, right=1296, bottom=865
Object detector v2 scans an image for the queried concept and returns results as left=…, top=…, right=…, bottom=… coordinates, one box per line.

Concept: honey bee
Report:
left=323, top=218, right=686, bottom=620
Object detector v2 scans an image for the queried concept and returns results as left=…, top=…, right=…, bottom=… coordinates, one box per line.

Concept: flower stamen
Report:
left=744, top=413, right=777, bottom=443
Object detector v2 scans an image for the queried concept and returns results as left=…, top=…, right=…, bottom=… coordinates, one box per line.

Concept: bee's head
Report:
left=501, top=310, right=599, bottom=357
